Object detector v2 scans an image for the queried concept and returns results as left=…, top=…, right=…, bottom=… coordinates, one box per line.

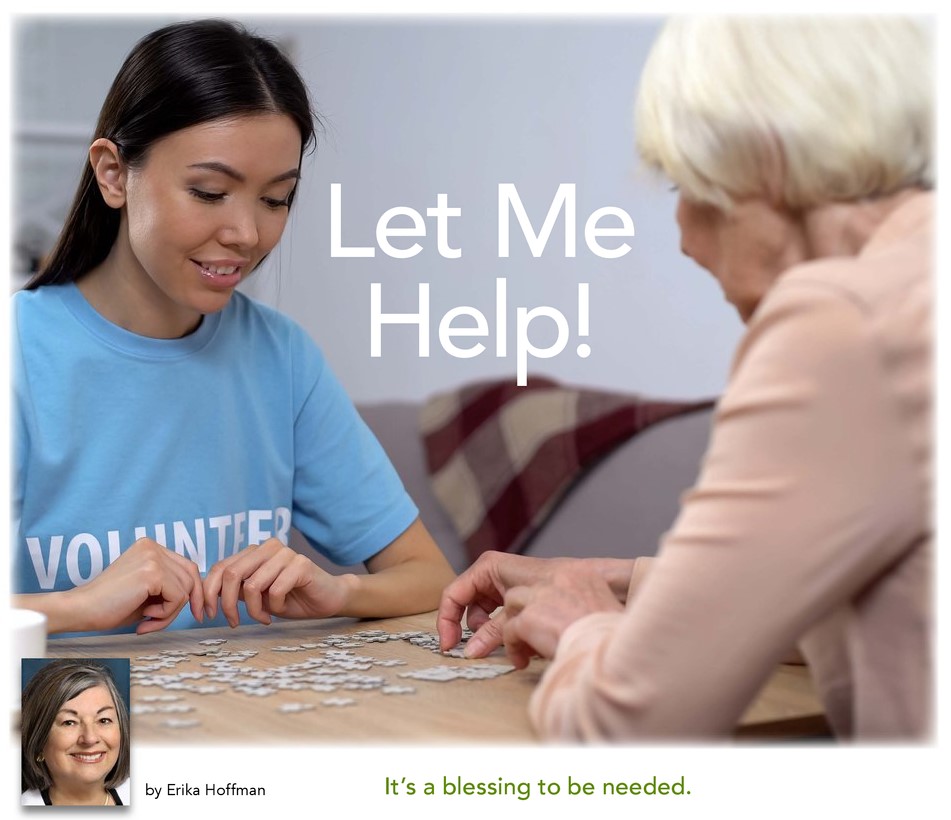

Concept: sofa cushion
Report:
left=418, top=379, right=714, bottom=563
left=294, top=399, right=715, bottom=575
left=522, top=406, right=714, bottom=562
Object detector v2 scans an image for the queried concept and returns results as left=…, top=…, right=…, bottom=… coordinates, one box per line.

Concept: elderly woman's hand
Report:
left=437, top=551, right=632, bottom=660
left=436, top=552, right=579, bottom=657
left=501, top=569, right=624, bottom=669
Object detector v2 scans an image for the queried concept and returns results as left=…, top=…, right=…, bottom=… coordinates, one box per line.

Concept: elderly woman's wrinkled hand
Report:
left=436, top=551, right=584, bottom=658
left=437, top=552, right=626, bottom=663
left=501, top=569, right=624, bottom=669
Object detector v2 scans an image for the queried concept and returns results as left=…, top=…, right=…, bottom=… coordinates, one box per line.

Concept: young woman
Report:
left=12, top=19, right=454, bottom=635
left=21, top=660, right=131, bottom=806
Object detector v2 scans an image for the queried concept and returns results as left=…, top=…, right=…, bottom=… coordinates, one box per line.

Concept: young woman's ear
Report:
left=89, top=139, right=127, bottom=208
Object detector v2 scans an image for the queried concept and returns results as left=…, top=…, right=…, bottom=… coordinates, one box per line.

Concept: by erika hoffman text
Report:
left=331, top=183, right=636, bottom=385
left=145, top=783, right=266, bottom=798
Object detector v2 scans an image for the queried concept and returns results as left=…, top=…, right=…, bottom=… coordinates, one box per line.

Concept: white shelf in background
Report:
left=15, top=123, right=92, bottom=144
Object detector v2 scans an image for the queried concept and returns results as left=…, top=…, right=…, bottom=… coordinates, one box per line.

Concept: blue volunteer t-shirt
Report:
left=12, top=283, right=418, bottom=632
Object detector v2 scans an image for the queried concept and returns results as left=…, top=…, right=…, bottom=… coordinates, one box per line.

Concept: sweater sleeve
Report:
left=528, top=282, right=922, bottom=740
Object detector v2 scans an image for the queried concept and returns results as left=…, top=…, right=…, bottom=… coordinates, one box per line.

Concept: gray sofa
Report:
left=297, top=402, right=715, bottom=574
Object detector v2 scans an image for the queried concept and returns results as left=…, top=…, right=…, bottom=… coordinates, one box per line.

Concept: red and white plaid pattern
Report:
left=420, top=377, right=714, bottom=563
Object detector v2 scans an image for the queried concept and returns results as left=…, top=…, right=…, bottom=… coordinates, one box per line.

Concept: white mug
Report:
left=10, top=609, right=47, bottom=711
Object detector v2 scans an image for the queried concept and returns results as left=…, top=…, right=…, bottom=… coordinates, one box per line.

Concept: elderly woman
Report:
left=437, top=17, right=932, bottom=741
left=21, top=660, right=131, bottom=805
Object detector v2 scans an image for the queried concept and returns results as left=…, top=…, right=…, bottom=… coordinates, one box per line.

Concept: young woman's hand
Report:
left=202, top=539, right=355, bottom=627
left=71, top=538, right=205, bottom=634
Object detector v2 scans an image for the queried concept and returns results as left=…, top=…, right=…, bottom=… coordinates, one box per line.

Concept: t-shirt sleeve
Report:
left=289, top=341, right=418, bottom=567
left=11, top=294, right=33, bottom=574
left=528, top=283, right=923, bottom=740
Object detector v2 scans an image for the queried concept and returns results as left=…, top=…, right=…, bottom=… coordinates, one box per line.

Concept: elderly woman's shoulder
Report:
left=773, top=254, right=927, bottom=320
left=761, top=193, right=931, bottom=335
left=734, top=234, right=930, bottom=408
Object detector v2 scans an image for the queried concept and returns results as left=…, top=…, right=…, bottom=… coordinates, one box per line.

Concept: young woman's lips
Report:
left=193, top=260, right=244, bottom=289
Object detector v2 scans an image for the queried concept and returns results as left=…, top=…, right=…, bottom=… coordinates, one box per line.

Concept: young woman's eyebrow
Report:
left=186, top=161, right=300, bottom=185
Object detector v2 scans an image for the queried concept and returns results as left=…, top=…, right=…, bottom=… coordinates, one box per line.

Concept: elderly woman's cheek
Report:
left=676, top=199, right=720, bottom=273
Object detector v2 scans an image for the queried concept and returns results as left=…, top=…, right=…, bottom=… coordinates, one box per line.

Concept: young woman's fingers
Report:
left=217, top=548, right=269, bottom=627
left=136, top=591, right=187, bottom=634
left=260, top=554, right=316, bottom=615
left=240, top=553, right=298, bottom=624
left=202, top=563, right=224, bottom=620
left=162, top=550, right=205, bottom=622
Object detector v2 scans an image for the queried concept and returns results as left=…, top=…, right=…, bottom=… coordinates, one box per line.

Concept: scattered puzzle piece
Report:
left=131, top=704, right=157, bottom=715
left=398, top=664, right=515, bottom=682
left=159, top=718, right=201, bottom=729
left=129, top=627, right=517, bottom=728
left=277, top=702, right=315, bottom=713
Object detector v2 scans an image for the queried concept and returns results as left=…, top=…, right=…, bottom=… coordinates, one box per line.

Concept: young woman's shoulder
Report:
left=11, top=284, right=73, bottom=342
left=224, top=291, right=329, bottom=380
left=227, top=291, right=315, bottom=342
left=12, top=282, right=64, bottom=314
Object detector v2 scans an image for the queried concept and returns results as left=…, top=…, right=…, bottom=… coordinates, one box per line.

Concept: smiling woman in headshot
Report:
left=21, top=660, right=131, bottom=806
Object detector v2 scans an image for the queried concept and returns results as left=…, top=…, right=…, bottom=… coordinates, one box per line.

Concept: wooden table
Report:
left=46, top=611, right=828, bottom=743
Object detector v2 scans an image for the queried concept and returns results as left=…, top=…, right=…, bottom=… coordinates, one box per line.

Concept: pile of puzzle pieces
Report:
left=129, top=628, right=515, bottom=729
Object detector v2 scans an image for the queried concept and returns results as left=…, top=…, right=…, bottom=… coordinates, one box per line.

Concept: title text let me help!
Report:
left=330, top=183, right=636, bottom=385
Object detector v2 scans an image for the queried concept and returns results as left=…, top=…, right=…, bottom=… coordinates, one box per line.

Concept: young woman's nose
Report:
left=219, top=201, right=260, bottom=250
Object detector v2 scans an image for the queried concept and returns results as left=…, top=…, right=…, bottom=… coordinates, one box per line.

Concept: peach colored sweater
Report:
left=530, top=193, right=933, bottom=741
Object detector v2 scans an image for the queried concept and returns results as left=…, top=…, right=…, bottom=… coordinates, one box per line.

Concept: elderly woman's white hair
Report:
left=635, top=17, right=933, bottom=210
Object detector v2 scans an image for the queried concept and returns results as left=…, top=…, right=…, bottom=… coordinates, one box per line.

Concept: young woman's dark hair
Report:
left=28, top=19, right=317, bottom=289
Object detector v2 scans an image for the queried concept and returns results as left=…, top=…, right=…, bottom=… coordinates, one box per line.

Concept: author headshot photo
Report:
left=20, top=659, right=131, bottom=806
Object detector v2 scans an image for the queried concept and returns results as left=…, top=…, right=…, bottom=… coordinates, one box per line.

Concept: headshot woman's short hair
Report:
left=21, top=660, right=131, bottom=793
left=635, top=17, right=933, bottom=210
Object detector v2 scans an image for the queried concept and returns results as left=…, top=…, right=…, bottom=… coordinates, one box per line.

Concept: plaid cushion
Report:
left=420, top=377, right=714, bottom=563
